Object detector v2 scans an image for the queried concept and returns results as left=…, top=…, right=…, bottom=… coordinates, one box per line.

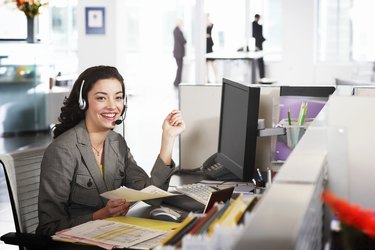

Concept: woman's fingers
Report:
left=168, top=111, right=183, bottom=126
left=107, top=199, right=129, bottom=217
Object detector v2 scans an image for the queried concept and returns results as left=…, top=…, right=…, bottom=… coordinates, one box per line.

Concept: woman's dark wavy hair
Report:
left=53, top=65, right=125, bottom=138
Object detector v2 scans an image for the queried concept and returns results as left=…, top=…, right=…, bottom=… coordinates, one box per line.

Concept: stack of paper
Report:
left=100, top=185, right=179, bottom=202
left=53, top=219, right=174, bottom=250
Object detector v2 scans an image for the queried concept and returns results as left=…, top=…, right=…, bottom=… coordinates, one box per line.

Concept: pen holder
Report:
left=280, top=118, right=313, bottom=150
left=285, top=125, right=306, bottom=149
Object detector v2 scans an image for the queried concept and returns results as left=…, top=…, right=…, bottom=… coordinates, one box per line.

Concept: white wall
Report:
left=77, top=0, right=127, bottom=72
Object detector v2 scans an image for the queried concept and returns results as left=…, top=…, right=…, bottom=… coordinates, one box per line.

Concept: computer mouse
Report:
left=149, top=207, right=181, bottom=222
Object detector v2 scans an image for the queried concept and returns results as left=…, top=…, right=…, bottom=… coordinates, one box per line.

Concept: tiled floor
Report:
left=0, top=57, right=182, bottom=248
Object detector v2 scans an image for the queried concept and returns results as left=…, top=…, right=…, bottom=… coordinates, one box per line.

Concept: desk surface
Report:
left=1, top=172, right=204, bottom=249
left=206, top=51, right=264, bottom=60
left=127, top=171, right=204, bottom=218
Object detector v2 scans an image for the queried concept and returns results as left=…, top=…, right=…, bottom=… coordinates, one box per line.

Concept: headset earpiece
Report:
left=78, top=80, right=86, bottom=110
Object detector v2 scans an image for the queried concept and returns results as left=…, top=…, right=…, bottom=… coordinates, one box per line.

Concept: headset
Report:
left=115, top=95, right=128, bottom=125
left=78, top=79, right=127, bottom=125
left=78, top=80, right=87, bottom=110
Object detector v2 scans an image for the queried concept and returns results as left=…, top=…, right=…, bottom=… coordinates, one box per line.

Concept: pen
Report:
left=287, top=108, right=292, bottom=125
left=298, top=102, right=305, bottom=126
left=252, top=179, right=256, bottom=185
left=256, top=168, right=263, bottom=182
left=300, top=102, right=308, bottom=125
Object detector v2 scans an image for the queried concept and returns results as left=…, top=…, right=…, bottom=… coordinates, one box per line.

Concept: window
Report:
left=317, top=0, right=375, bottom=62
left=49, top=0, right=78, bottom=75
left=317, top=0, right=352, bottom=62
left=204, top=0, right=282, bottom=60
left=0, top=4, right=29, bottom=40
left=264, top=0, right=282, bottom=60
left=351, top=0, right=375, bottom=61
left=0, top=1, right=78, bottom=75
left=205, top=0, right=246, bottom=51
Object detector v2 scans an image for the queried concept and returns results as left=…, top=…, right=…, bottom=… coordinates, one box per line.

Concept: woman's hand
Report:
left=93, top=199, right=130, bottom=220
left=159, top=110, right=186, bottom=165
left=162, top=110, right=186, bottom=137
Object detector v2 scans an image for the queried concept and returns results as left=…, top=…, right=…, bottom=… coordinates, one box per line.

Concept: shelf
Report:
left=0, top=65, right=40, bottom=85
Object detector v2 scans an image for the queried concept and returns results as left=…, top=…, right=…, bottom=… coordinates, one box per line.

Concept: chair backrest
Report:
left=0, top=146, right=45, bottom=234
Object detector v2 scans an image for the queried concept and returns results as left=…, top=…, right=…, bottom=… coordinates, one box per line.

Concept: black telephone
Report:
left=202, top=153, right=238, bottom=181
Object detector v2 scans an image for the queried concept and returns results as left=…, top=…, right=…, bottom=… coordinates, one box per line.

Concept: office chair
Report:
left=0, top=146, right=53, bottom=249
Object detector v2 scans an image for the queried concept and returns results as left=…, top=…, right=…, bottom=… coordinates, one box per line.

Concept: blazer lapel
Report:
left=75, top=122, right=108, bottom=194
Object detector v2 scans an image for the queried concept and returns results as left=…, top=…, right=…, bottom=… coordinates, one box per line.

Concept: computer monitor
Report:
left=274, top=86, right=336, bottom=161
left=216, top=78, right=260, bottom=181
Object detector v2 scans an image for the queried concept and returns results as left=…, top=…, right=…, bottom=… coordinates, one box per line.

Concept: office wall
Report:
left=77, top=0, right=127, bottom=73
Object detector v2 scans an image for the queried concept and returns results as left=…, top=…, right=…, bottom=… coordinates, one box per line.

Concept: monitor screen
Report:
left=216, top=78, right=260, bottom=181
left=274, top=86, right=335, bottom=161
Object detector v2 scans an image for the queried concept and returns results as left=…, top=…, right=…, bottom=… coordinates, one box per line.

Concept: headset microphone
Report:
left=114, top=119, right=123, bottom=125
left=114, top=100, right=128, bottom=126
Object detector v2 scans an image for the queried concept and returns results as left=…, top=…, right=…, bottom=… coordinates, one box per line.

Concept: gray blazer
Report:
left=36, top=121, right=175, bottom=236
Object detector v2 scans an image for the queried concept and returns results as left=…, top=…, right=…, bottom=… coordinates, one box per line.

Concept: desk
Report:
left=206, top=51, right=264, bottom=84
left=127, top=171, right=204, bottom=218
left=1, top=172, right=204, bottom=249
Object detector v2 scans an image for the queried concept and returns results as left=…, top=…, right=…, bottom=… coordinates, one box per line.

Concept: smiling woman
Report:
left=85, top=78, right=125, bottom=134
left=36, top=65, right=186, bottom=236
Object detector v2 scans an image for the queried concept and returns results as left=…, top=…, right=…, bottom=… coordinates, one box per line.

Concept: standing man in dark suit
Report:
left=173, top=19, right=187, bottom=87
left=252, top=14, right=266, bottom=79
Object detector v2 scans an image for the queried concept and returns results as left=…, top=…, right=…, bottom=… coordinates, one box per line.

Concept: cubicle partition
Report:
left=234, top=122, right=328, bottom=249
left=179, top=83, right=348, bottom=248
left=327, top=96, right=375, bottom=209
left=179, top=83, right=280, bottom=172
left=234, top=93, right=375, bottom=249
left=179, top=84, right=222, bottom=170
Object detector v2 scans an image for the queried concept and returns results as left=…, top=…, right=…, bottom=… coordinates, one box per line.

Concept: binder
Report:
left=237, top=196, right=259, bottom=224
left=161, top=214, right=200, bottom=247
left=189, top=205, right=219, bottom=235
